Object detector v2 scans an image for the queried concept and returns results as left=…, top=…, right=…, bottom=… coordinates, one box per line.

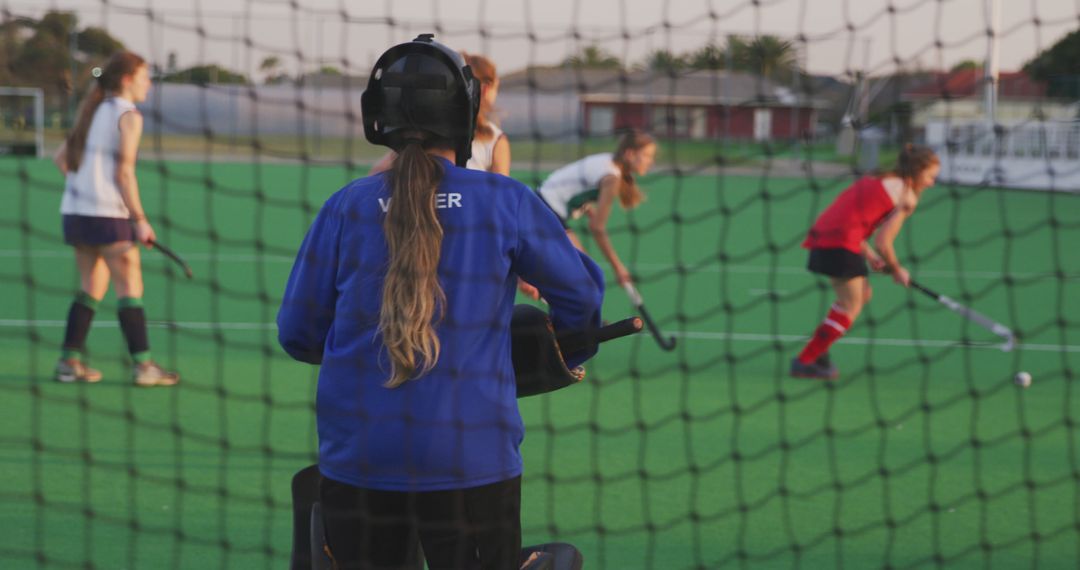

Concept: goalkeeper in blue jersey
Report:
left=277, top=34, right=603, bottom=569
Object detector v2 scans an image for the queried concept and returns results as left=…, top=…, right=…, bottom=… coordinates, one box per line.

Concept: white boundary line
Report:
left=0, top=319, right=274, bottom=331
left=0, top=249, right=296, bottom=263
left=2, top=250, right=1075, bottom=281
left=671, top=331, right=1080, bottom=353
left=1, top=319, right=1076, bottom=353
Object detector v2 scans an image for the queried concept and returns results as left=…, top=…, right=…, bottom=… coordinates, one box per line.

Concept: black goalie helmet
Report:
left=361, top=34, right=481, bottom=167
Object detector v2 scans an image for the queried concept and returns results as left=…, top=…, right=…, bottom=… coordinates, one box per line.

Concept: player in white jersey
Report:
left=535, top=129, right=657, bottom=290
left=369, top=52, right=510, bottom=176
left=52, top=51, right=178, bottom=387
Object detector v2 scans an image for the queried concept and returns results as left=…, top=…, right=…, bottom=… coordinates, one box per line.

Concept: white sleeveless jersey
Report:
left=537, top=153, right=621, bottom=219
left=466, top=124, right=504, bottom=172
left=60, top=97, right=137, bottom=218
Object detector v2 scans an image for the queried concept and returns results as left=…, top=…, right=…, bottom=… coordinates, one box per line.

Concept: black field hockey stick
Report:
left=910, top=279, right=1016, bottom=352
left=622, top=283, right=677, bottom=351
left=149, top=239, right=194, bottom=279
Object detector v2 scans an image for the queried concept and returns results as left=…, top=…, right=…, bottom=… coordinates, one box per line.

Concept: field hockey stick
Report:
left=621, top=283, right=677, bottom=351
left=556, top=316, right=643, bottom=355
left=149, top=239, right=194, bottom=279
left=910, top=279, right=1016, bottom=352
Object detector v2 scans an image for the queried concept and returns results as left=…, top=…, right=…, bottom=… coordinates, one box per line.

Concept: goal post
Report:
left=0, top=87, right=45, bottom=159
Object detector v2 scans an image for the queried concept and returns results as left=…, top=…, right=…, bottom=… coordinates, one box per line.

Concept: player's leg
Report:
left=416, top=477, right=521, bottom=570
left=318, top=476, right=420, bottom=569
left=467, top=476, right=521, bottom=569
left=564, top=228, right=585, bottom=252
left=56, top=246, right=108, bottom=383
left=830, top=276, right=868, bottom=321
left=102, top=241, right=178, bottom=386
left=792, top=276, right=864, bottom=379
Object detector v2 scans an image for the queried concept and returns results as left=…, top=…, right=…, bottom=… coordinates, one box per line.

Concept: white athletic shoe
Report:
left=132, top=361, right=179, bottom=387
left=54, top=359, right=103, bottom=383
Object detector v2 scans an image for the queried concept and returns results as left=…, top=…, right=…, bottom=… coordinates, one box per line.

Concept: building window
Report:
left=650, top=106, right=693, bottom=138
left=588, top=105, right=615, bottom=136
left=690, top=107, right=707, bottom=139
left=753, top=108, right=772, bottom=141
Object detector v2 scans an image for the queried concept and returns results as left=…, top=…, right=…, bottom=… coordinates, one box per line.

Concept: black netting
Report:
left=2, top=1, right=1078, bottom=568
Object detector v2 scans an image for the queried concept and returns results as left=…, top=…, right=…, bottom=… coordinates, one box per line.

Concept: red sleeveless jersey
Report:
left=803, top=177, right=895, bottom=254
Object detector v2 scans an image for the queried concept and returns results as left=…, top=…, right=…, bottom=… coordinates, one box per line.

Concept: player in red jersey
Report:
left=791, top=144, right=940, bottom=380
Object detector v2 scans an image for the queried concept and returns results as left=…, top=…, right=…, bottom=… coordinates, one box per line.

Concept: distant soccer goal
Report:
left=0, top=87, right=45, bottom=159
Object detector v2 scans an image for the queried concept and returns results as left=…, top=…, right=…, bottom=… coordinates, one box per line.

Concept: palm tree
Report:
left=561, top=45, right=622, bottom=70
left=687, top=43, right=726, bottom=71
left=643, top=49, right=686, bottom=74
left=730, top=35, right=798, bottom=83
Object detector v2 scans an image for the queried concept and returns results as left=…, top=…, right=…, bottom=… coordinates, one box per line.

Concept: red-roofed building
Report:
left=498, top=67, right=826, bottom=141
left=904, top=68, right=1046, bottom=100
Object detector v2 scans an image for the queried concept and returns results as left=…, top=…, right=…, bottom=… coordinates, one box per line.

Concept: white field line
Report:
left=0, top=319, right=274, bottom=331
left=2, top=249, right=1075, bottom=281
left=0, top=249, right=296, bottom=263
left=1, top=319, right=1077, bottom=353
left=671, top=331, right=1080, bottom=353
left=748, top=288, right=789, bottom=296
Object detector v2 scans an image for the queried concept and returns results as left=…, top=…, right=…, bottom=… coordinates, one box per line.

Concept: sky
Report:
left=7, top=0, right=1078, bottom=80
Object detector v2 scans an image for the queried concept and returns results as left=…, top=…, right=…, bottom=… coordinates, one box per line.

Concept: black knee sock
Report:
left=117, top=297, right=151, bottom=363
left=61, top=291, right=99, bottom=360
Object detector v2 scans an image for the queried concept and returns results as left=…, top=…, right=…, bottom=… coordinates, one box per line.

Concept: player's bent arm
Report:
left=512, top=189, right=604, bottom=368
left=368, top=151, right=396, bottom=176
left=115, top=111, right=148, bottom=221
left=587, top=175, right=629, bottom=284
left=872, top=207, right=910, bottom=273
left=277, top=193, right=344, bottom=364
left=861, top=241, right=886, bottom=271
left=53, top=141, right=68, bottom=175
left=490, top=134, right=511, bottom=176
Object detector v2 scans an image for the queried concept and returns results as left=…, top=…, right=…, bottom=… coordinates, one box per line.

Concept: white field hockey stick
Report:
left=622, top=283, right=677, bottom=351
left=910, top=279, right=1016, bottom=352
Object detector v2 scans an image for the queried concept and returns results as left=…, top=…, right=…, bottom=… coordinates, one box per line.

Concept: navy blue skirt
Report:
left=62, top=215, right=134, bottom=246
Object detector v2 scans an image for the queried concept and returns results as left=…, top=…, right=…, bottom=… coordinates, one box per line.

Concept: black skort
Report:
left=807, top=248, right=868, bottom=279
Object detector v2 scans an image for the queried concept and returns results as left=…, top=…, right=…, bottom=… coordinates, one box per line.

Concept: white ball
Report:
left=1014, top=371, right=1032, bottom=388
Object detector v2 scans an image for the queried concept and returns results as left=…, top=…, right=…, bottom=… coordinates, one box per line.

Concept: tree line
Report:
left=2, top=10, right=1075, bottom=125
left=560, top=36, right=801, bottom=84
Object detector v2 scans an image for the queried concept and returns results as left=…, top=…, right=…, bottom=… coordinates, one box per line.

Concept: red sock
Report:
left=798, top=305, right=853, bottom=364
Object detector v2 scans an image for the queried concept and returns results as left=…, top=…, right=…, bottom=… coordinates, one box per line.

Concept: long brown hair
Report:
left=379, top=138, right=448, bottom=388
left=612, top=129, right=655, bottom=209
left=888, top=143, right=939, bottom=190
left=65, top=51, right=146, bottom=172
left=462, top=52, right=498, bottom=141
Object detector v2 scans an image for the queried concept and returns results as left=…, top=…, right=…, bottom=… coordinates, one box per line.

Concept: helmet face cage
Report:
left=362, top=34, right=481, bottom=167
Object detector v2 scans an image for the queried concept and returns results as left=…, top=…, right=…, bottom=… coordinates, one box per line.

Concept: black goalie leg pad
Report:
left=290, top=465, right=321, bottom=570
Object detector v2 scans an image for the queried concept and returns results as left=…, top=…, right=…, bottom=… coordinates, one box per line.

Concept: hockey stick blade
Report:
left=149, top=240, right=194, bottom=279
left=911, top=279, right=1015, bottom=352
left=622, top=283, right=676, bottom=351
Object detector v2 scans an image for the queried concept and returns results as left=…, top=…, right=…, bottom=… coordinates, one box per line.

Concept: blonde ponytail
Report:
left=379, top=141, right=447, bottom=387
left=612, top=129, right=655, bottom=210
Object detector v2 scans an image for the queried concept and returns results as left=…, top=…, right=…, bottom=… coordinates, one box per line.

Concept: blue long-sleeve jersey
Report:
left=277, top=157, right=605, bottom=492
